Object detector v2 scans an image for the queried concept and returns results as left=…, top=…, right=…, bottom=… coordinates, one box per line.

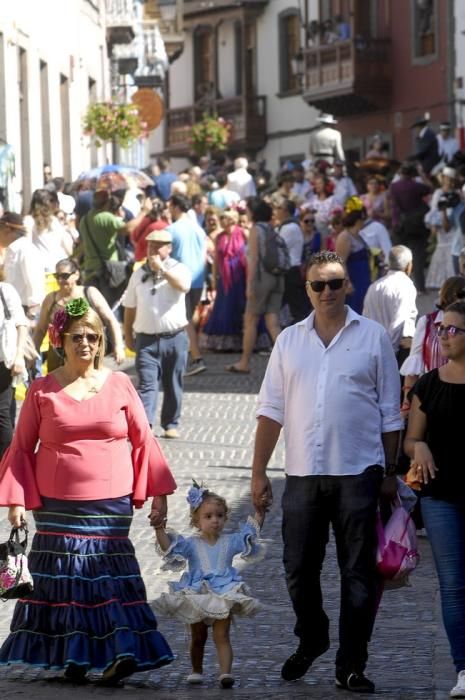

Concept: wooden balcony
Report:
left=105, top=0, right=136, bottom=46
left=164, top=95, right=267, bottom=156
left=301, top=39, right=392, bottom=116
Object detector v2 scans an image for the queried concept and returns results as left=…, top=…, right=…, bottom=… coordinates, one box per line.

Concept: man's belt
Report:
left=142, top=327, right=186, bottom=340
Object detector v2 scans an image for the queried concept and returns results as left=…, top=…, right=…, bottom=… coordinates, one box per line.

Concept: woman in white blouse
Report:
left=24, top=189, right=73, bottom=272
left=0, top=282, right=29, bottom=456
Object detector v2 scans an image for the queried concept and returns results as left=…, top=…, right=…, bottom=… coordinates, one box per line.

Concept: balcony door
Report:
left=194, top=27, right=215, bottom=105
left=352, top=0, right=377, bottom=39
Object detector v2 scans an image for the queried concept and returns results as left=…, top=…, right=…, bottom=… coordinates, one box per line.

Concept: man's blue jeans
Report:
left=135, top=330, right=188, bottom=429
left=421, top=497, right=465, bottom=672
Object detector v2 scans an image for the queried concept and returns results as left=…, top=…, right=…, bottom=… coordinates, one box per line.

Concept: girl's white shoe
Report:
left=219, top=673, right=235, bottom=688
left=187, top=672, right=204, bottom=684
left=451, top=670, right=465, bottom=698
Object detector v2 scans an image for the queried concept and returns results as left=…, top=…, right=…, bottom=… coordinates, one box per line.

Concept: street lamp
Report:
left=158, top=0, right=178, bottom=23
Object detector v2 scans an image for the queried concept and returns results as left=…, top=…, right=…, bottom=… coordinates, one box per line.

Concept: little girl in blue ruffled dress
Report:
left=152, top=481, right=265, bottom=689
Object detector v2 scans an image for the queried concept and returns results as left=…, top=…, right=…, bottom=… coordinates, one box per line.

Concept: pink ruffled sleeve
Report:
left=122, top=374, right=177, bottom=507
left=0, top=379, right=43, bottom=510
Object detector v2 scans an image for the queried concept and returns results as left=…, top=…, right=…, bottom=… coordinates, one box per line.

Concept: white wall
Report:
left=168, top=36, right=193, bottom=109
left=255, top=0, right=320, bottom=173
left=0, top=0, right=109, bottom=210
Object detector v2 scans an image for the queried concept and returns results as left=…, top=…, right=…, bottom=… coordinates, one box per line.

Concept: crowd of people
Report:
left=0, top=117, right=463, bottom=695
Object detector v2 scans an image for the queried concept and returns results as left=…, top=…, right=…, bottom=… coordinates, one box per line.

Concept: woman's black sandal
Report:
left=95, top=657, right=137, bottom=687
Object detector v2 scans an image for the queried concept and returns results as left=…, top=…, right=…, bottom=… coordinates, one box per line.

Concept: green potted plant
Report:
left=83, top=102, right=149, bottom=149
left=190, top=113, right=232, bottom=157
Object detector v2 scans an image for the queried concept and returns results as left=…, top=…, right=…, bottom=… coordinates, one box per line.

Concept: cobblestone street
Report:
left=0, top=340, right=456, bottom=699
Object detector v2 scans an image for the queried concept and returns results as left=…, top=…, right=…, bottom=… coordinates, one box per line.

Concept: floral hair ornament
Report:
left=344, top=196, right=364, bottom=215
left=186, top=479, right=209, bottom=511
left=47, top=297, right=90, bottom=349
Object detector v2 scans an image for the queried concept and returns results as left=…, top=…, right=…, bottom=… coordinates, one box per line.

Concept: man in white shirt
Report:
left=437, top=122, right=459, bottom=165
left=251, top=250, right=401, bottom=693
left=0, top=212, right=45, bottom=319
left=227, top=157, right=257, bottom=199
left=331, top=160, right=357, bottom=207
left=363, top=245, right=417, bottom=361
left=291, top=165, right=312, bottom=202
left=309, top=114, right=345, bottom=165
left=123, top=229, right=191, bottom=439
left=359, top=218, right=392, bottom=261
left=274, top=199, right=309, bottom=323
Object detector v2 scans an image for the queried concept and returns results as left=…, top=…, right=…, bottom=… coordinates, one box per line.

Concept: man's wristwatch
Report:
left=384, top=463, right=398, bottom=477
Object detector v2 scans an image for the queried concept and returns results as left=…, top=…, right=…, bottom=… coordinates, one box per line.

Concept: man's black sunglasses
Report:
left=305, top=278, right=346, bottom=292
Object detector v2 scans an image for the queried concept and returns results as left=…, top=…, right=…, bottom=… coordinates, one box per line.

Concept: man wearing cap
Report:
left=0, top=212, right=45, bottom=320
left=309, top=114, right=345, bottom=166
left=437, top=122, right=459, bottom=165
left=408, top=113, right=440, bottom=174
left=331, top=160, right=357, bottom=207
left=123, top=228, right=191, bottom=439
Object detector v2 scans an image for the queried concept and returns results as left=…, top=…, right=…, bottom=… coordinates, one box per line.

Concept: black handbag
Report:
left=0, top=524, right=34, bottom=600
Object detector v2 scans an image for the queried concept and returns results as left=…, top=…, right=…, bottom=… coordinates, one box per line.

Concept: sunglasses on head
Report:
left=306, top=278, right=345, bottom=292
left=64, top=332, right=100, bottom=345
left=437, top=324, right=465, bottom=338
left=54, top=272, right=73, bottom=280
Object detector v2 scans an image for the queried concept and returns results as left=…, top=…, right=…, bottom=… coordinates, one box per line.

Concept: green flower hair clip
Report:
left=65, top=297, right=90, bottom=317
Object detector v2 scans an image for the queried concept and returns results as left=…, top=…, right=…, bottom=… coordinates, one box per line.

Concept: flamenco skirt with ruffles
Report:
left=153, top=580, right=262, bottom=626
left=202, top=265, right=271, bottom=353
left=0, top=495, right=174, bottom=673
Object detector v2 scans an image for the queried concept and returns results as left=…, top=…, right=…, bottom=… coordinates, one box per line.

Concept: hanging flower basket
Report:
left=83, top=102, right=149, bottom=149
left=190, top=113, right=232, bottom=157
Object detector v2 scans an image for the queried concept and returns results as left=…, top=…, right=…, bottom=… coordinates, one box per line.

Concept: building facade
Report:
left=301, top=0, right=454, bottom=165
left=150, top=0, right=460, bottom=175
left=149, top=0, right=321, bottom=173
left=0, top=0, right=110, bottom=212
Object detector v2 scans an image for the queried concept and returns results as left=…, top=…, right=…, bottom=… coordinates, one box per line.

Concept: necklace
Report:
left=61, top=368, right=102, bottom=396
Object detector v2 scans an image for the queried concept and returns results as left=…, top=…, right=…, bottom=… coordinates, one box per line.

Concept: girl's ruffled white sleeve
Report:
left=236, top=516, right=266, bottom=563
left=155, top=531, right=189, bottom=571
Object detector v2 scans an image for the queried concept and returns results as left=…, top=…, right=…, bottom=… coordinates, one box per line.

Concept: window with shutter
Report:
left=412, top=0, right=437, bottom=61
left=278, top=9, right=301, bottom=94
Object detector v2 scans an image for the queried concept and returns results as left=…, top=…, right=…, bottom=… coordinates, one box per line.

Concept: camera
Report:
left=437, top=191, right=460, bottom=210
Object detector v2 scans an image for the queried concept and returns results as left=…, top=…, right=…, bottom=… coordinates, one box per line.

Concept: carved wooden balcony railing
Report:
left=301, top=38, right=392, bottom=116
left=165, top=95, right=267, bottom=155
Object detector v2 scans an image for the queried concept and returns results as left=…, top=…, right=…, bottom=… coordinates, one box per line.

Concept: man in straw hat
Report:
left=309, top=113, right=345, bottom=165
left=123, top=228, right=191, bottom=439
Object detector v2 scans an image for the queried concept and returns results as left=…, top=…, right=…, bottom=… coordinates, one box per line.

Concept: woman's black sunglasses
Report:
left=305, top=278, right=345, bottom=292
left=54, top=272, right=73, bottom=280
